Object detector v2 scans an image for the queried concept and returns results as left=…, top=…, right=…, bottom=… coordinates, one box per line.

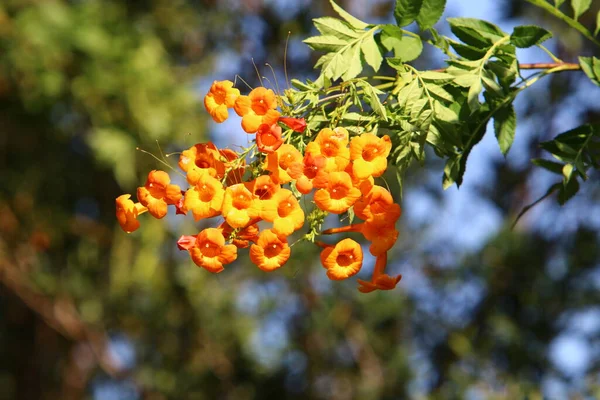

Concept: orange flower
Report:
left=319, top=238, right=363, bottom=280
left=137, top=170, right=182, bottom=219
left=184, top=174, right=225, bottom=221
left=245, top=175, right=281, bottom=220
left=349, top=133, right=392, bottom=180
left=234, top=87, right=281, bottom=133
left=322, top=220, right=398, bottom=256
left=176, top=235, right=197, bottom=250
left=189, top=228, right=237, bottom=273
left=278, top=116, right=306, bottom=133
left=305, top=127, right=350, bottom=172
left=314, top=171, right=361, bottom=214
left=221, top=183, right=260, bottom=228
left=288, top=152, right=329, bottom=194
left=249, top=229, right=291, bottom=271
left=354, top=185, right=401, bottom=224
left=219, top=220, right=260, bottom=249
left=265, top=144, right=302, bottom=184
left=344, top=162, right=374, bottom=194
left=256, top=123, right=284, bottom=153
left=179, top=142, right=225, bottom=185
left=361, top=221, right=399, bottom=256
left=261, top=189, right=304, bottom=237
left=357, top=253, right=402, bottom=293
left=204, top=80, right=240, bottom=123
left=116, top=194, right=147, bottom=233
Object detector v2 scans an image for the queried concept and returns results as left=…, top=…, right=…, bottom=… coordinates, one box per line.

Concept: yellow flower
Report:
left=221, top=183, right=260, bottom=228
left=305, top=127, right=350, bottom=172
left=184, top=174, right=225, bottom=221
left=249, top=229, right=291, bottom=272
left=136, top=170, right=182, bottom=219
left=204, top=80, right=240, bottom=123
left=234, top=87, right=280, bottom=133
left=190, top=228, right=237, bottom=273
left=115, top=194, right=147, bottom=233
left=319, top=238, right=363, bottom=280
left=314, top=171, right=361, bottom=214
left=349, top=133, right=392, bottom=180
left=261, top=189, right=304, bottom=237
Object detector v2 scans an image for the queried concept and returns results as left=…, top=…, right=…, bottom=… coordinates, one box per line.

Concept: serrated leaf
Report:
left=443, top=157, right=461, bottom=189
left=531, top=158, right=565, bottom=174
left=395, top=0, right=424, bottom=27
left=448, top=17, right=505, bottom=47
left=416, top=0, right=446, bottom=30
left=579, top=56, right=600, bottom=86
left=426, top=83, right=454, bottom=102
left=494, top=104, right=516, bottom=155
left=433, top=100, right=459, bottom=122
left=313, top=17, right=360, bottom=39
left=304, top=35, right=348, bottom=51
left=510, top=25, right=553, bottom=48
left=453, top=73, right=479, bottom=87
left=341, top=44, right=362, bottom=80
left=387, top=36, right=423, bottom=62
left=357, top=81, right=387, bottom=120
left=467, top=79, right=482, bottom=112
left=481, top=69, right=503, bottom=96
left=572, top=0, right=592, bottom=20
left=419, top=71, right=455, bottom=81
left=360, top=33, right=383, bottom=72
left=329, top=0, right=369, bottom=30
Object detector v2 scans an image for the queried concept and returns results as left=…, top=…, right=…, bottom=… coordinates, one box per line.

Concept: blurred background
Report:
left=1, top=0, right=600, bottom=399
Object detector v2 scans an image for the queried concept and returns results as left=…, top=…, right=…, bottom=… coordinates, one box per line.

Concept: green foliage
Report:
left=510, top=25, right=553, bottom=48
left=533, top=124, right=600, bottom=204
left=579, top=56, right=600, bottom=86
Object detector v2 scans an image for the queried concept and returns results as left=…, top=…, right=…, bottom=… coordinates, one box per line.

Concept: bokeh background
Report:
left=1, top=0, right=600, bottom=399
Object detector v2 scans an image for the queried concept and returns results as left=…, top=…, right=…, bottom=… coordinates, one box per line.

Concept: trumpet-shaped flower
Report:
left=204, top=80, right=240, bottom=123
left=234, top=87, right=281, bottom=133
left=219, top=148, right=245, bottom=186
left=357, top=252, right=402, bottom=293
left=354, top=185, right=401, bottom=224
left=314, top=171, right=361, bottom=214
left=222, top=183, right=260, bottom=228
left=189, top=228, right=237, bottom=273
left=278, top=116, right=306, bottom=133
left=184, top=174, right=225, bottom=221
left=361, top=221, right=399, bottom=256
left=261, top=189, right=304, bottom=237
left=349, top=133, right=392, bottom=180
left=179, top=142, right=225, bottom=185
left=116, top=194, right=147, bottom=233
left=288, top=152, right=328, bottom=194
left=250, top=229, right=291, bottom=271
left=218, top=221, right=260, bottom=249
left=265, top=144, right=302, bottom=184
left=137, top=170, right=182, bottom=219
left=256, top=123, right=284, bottom=153
left=319, top=238, right=363, bottom=280
left=305, top=127, right=350, bottom=172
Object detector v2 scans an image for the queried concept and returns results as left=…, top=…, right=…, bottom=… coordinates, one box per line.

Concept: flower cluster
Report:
left=116, top=80, right=402, bottom=293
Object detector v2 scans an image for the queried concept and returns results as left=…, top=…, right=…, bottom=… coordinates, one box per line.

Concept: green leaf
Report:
left=341, top=44, right=362, bottom=80
left=448, top=18, right=505, bottom=47
left=395, top=0, right=424, bottom=27
left=387, top=36, right=423, bottom=62
left=532, top=158, right=565, bottom=174
left=304, top=35, right=348, bottom=51
left=579, top=56, right=600, bottom=86
left=571, top=0, right=592, bottom=20
left=360, top=33, right=383, bottom=72
left=493, top=104, right=516, bottom=155
left=426, top=83, right=454, bottom=102
left=554, top=0, right=566, bottom=7
left=467, top=79, right=482, bottom=111
left=357, top=81, right=387, bottom=120
left=313, top=17, right=359, bottom=39
left=433, top=100, right=459, bottom=122
left=329, top=0, right=369, bottom=30
left=443, top=157, right=462, bottom=189
left=416, top=0, right=446, bottom=30
left=558, top=173, right=580, bottom=204
left=595, top=10, right=600, bottom=36
left=419, top=71, right=455, bottom=81
left=453, top=73, right=479, bottom=87
left=510, top=25, right=553, bottom=48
